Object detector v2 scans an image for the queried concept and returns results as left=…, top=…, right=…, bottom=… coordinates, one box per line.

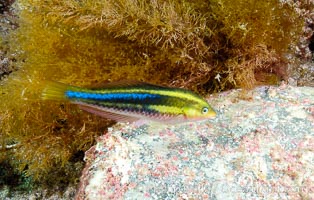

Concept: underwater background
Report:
left=0, top=0, right=313, bottom=199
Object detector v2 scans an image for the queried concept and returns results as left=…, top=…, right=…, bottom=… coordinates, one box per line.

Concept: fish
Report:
left=42, top=81, right=216, bottom=123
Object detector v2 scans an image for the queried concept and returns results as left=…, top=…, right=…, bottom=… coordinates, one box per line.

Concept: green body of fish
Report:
left=42, top=81, right=216, bottom=123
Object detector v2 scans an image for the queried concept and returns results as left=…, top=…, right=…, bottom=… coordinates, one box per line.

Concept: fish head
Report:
left=182, top=103, right=216, bottom=121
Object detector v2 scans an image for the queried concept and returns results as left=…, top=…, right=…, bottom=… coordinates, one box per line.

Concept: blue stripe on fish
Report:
left=65, top=90, right=160, bottom=101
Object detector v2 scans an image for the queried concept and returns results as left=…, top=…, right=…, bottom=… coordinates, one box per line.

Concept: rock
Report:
left=76, top=85, right=314, bottom=200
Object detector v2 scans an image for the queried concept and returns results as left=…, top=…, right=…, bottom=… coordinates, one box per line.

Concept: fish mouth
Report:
left=209, top=112, right=217, bottom=117
left=204, top=110, right=217, bottom=118
left=189, top=114, right=217, bottom=122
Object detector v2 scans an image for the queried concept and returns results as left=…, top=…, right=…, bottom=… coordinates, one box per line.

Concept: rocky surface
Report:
left=76, top=84, right=314, bottom=200
left=0, top=0, right=18, bottom=80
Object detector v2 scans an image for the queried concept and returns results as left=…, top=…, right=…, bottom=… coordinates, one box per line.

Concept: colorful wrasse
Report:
left=42, top=81, right=216, bottom=123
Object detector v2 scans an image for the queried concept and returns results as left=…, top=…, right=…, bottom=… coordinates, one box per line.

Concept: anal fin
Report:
left=78, top=104, right=139, bottom=123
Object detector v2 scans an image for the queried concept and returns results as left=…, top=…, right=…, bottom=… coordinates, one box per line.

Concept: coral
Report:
left=0, top=0, right=305, bottom=189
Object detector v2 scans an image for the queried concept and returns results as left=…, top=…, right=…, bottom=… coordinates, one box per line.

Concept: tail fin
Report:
left=42, top=81, right=73, bottom=101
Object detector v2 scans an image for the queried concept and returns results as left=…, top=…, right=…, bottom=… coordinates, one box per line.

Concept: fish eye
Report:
left=202, top=107, right=209, bottom=114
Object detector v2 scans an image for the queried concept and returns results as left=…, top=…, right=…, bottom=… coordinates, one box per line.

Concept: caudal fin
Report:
left=42, top=81, right=73, bottom=101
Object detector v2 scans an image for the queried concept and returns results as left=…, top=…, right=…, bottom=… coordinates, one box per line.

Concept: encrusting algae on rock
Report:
left=42, top=81, right=216, bottom=123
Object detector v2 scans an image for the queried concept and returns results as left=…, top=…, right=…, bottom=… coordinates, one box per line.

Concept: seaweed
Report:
left=0, top=0, right=305, bottom=189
